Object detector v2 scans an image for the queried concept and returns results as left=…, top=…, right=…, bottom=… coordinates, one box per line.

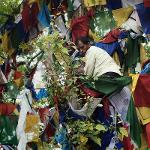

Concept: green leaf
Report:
left=89, top=136, right=101, bottom=146
left=119, top=127, right=128, bottom=138
left=95, top=124, right=106, bottom=131
left=62, top=48, right=68, bottom=54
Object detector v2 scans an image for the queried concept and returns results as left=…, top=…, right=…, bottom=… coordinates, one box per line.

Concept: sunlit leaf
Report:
left=95, top=124, right=106, bottom=131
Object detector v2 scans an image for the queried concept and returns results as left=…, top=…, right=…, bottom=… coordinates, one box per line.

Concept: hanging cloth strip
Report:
left=10, top=20, right=28, bottom=49
left=112, top=6, right=133, bottom=27
left=68, top=97, right=101, bottom=117
left=106, top=0, right=122, bottom=10
left=95, top=42, right=124, bottom=67
left=0, top=115, right=18, bottom=145
left=0, top=68, right=7, bottom=84
left=101, top=28, right=123, bottom=43
left=16, top=89, right=35, bottom=150
left=71, top=9, right=94, bottom=42
left=126, top=96, right=142, bottom=148
left=78, top=76, right=132, bottom=96
left=84, top=0, right=106, bottom=7
left=0, top=103, right=16, bottom=115
left=38, top=1, right=51, bottom=28
left=21, top=2, right=31, bottom=32
left=109, top=86, right=131, bottom=121
left=134, top=74, right=150, bottom=107
left=121, top=0, right=143, bottom=7
left=144, top=0, right=150, bottom=7
left=124, top=33, right=145, bottom=70
left=21, top=2, right=39, bottom=32
left=136, top=3, right=150, bottom=34
left=90, top=8, right=116, bottom=39
left=121, top=10, right=143, bottom=35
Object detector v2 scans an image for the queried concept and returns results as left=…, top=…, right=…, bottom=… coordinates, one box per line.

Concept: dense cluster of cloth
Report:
left=0, top=0, right=150, bottom=150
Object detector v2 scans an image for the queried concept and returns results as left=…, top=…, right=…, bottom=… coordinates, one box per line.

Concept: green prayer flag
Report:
left=126, top=96, right=142, bottom=148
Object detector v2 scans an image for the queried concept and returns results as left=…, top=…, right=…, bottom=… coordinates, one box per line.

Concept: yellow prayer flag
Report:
left=112, top=7, right=133, bottom=27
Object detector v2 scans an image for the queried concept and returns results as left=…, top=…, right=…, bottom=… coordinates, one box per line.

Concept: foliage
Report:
left=26, top=29, right=77, bottom=106
left=0, top=0, right=22, bottom=24
left=66, top=120, right=107, bottom=149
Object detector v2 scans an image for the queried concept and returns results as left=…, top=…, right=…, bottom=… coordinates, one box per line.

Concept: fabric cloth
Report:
left=129, top=74, right=139, bottom=93
left=25, top=115, right=40, bottom=143
left=84, top=46, right=121, bottom=79
left=126, top=96, right=142, bottom=148
left=144, top=0, right=150, bottom=7
left=0, top=103, right=16, bottom=115
left=10, top=20, right=28, bottom=49
left=136, top=107, right=150, bottom=125
left=21, top=2, right=31, bottom=32
left=112, top=6, right=133, bottom=27
left=1, top=60, right=11, bottom=80
left=1, top=32, right=14, bottom=56
left=36, top=88, right=48, bottom=100
left=55, top=126, right=73, bottom=150
left=123, top=137, right=134, bottom=150
left=141, top=62, right=150, bottom=74
left=21, top=2, right=39, bottom=32
left=90, top=8, right=116, bottom=38
left=101, top=28, right=122, bottom=43
left=95, top=42, right=121, bottom=54
left=109, top=86, right=131, bottom=121
left=0, top=68, right=7, bottom=84
left=0, top=115, right=18, bottom=145
left=76, top=79, right=103, bottom=98
left=136, top=3, right=150, bottom=34
left=54, top=15, right=69, bottom=39
left=38, top=2, right=51, bottom=27
left=146, top=123, right=150, bottom=148
left=129, top=74, right=150, bottom=126
left=71, top=9, right=94, bottom=42
left=140, top=43, right=149, bottom=65
left=84, top=0, right=106, bottom=7
left=69, top=97, right=101, bottom=117
left=67, top=0, right=81, bottom=18
left=95, top=42, right=124, bottom=66
left=30, top=3, right=39, bottom=28
left=125, top=33, right=145, bottom=70
left=16, top=89, right=34, bottom=150
left=79, top=75, right=132, bottom=96
left=121, top=10, right=143, bottom=34
left=106, top=0, right=122, bottom=10
left=134, top=74, right=150, bottom=107
left=122, top=0, right=143, bottom=7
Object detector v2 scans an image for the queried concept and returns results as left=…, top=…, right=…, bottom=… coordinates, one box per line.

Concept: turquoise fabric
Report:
left=38, top=2, right=51, bottom=27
